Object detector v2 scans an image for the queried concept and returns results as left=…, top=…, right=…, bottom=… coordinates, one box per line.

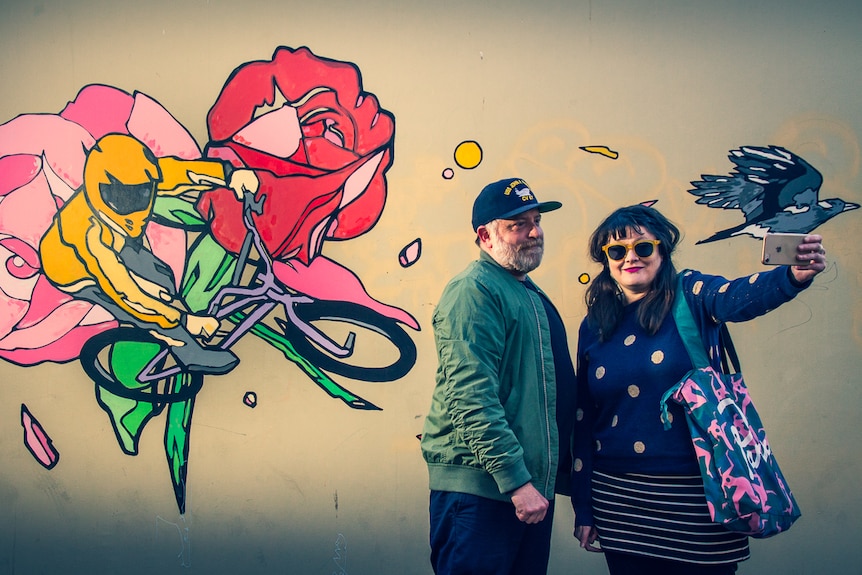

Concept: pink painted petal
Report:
left=59, top=84, right=135, bottom=141
left=0, top=304, right=115, bottom=365
left=0, top=322, right=107, bottom=365
left=0, top=293, right=28, bottom=340
left=398, top=238, right=422, bottom=268
left=0, top=114, right=93, bottom=190
left=17, top=275, right=73, bottom=328
left=21, top=404, right=59, bottom=469
left=0, top=174, right=60, bottom=249
left=128, top=92, right=201, bottom=159
left=0, top=154, right=41, bottom=197
left=39, top=158, right=79, bottom=205
left=146, top=222, right=186, bottom=289
left=232, top=106, right=301, bottom=159
left=0, top=238, right=40, bottom=278
left=79, top=304, right=115, bottom=326
left=0, top=299, right=94, bottom=351
left=339, top=151, right=383, bottom=208
left=273, top=256, right=419, bottom=330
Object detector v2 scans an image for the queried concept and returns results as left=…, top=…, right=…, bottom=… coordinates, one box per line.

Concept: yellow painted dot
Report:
left=651, top=350, right=664, bottom=364
left=749, top=273, right=760, bottom=284
left=634, top=441, right=646, bottom=454
left=574, top=458, right=583, bottom=472
left=628, top=385, right=640, bottom=398
left=611, top=415, right=619, bottom=427
left=693, top=280, right=703, bottom=295
left=595, top=366, right=606, bottom=379
left=453, top=140, right=483, bottom=169
left=579, top=273, right=591, bottom=284
left=719, top=283, right=730, bottom=293
left=624, top=335, right=636, bottom=346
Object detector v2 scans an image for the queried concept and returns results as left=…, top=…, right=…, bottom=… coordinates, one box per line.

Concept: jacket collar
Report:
left=478, top=249, right=537, bottom=288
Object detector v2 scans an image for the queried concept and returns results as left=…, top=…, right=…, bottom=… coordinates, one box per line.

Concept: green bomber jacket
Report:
left=420, top=250, right=560, bottom=502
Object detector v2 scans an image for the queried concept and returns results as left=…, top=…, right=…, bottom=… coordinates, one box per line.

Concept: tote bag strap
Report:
left=718, top=324, right=741, bottom=374
left=672, top=274, right=710, bottom=369
left=673, top=273, right=740, bottom=374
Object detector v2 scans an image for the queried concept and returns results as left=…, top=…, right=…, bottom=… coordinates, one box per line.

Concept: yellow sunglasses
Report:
left=602, top=239, right=661, bottom=261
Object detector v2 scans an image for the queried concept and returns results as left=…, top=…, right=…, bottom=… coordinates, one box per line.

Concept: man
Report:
left=420, top=177, right=577, bottom=575
left=40, top=133, right=256, bottom=374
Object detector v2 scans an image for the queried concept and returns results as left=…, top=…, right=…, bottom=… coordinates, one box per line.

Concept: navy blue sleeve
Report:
left=571, top=319, right=596, bottom=527
left=680, top=266, right=810, bottom=371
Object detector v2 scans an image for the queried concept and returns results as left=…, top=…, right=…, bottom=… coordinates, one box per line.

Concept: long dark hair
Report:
left=585, top=205, right=681, bottom=341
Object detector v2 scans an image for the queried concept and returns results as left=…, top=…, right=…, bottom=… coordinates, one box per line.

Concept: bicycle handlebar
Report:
left=243, top=189, right=265, bottom=216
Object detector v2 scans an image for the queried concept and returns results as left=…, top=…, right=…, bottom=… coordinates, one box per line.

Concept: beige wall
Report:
left=1, top=0, right=860, bottom=573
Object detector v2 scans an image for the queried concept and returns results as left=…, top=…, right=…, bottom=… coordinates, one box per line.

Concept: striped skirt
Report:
left=592, top=470, right=750, bottom=565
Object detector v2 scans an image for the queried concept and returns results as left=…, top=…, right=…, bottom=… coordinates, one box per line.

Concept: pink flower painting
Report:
left=0, top=85, right=194, bottom=365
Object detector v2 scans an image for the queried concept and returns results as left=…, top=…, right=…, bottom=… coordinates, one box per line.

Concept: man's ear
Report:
left=476, top=225, right=491, bottom=245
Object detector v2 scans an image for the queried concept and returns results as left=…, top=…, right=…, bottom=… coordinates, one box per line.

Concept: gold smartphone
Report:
left=761, top=233, right=806, bottom=266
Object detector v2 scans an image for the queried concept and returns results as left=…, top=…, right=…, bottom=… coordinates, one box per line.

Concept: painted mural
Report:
left=1, top=41, right=857, bottom=551
left=0, top=46, right=420, bottom=514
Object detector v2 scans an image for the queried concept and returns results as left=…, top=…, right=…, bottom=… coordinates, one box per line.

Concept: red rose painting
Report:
left=199, top=46, right=396, bottom=265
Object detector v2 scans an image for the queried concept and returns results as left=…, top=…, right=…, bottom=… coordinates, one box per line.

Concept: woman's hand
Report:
left=790, top=234, right=827, bottom=284
left=574, top=524, right=602, bottom=552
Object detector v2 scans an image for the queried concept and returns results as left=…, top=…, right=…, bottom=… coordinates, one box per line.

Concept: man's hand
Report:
left=510, top=483, right=549, bottom=524
left=227, top=169, right=259, bottom=200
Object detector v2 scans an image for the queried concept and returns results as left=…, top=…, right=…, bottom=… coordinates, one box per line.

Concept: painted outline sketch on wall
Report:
left=689, top=145, right=859, bottom=243
left=0, top=46, right=420, bottom=514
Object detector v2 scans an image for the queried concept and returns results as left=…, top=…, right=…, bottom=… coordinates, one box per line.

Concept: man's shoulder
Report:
left=444, top=258, right=518, bottom=294
left=435, top=259, right=521, bottom=321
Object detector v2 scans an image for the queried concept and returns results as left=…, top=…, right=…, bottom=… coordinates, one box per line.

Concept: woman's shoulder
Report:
left=577, top=315, right=602, bottom=348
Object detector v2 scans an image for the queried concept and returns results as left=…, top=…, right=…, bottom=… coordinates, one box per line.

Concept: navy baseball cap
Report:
left=471, top=177, right=562, bottom=231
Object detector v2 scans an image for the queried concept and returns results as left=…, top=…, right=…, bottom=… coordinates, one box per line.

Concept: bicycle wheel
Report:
left=80, top=327, right=203, bottom=403
left=278, top=300, right=417, bottom=383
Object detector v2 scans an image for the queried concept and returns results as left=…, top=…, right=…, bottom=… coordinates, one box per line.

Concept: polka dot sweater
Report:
left=576, top=297, right=698, bottom=477
left=571, top=267, right=812, bottom=526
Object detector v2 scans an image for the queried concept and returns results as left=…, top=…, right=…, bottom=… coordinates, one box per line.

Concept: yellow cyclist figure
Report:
left=40, top=133, right=256, bottom=374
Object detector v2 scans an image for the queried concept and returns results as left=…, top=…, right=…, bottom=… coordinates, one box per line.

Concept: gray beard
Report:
left=490, top=238, right=544, bottom=275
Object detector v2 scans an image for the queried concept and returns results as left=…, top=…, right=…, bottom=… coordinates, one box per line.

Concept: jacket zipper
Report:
left=524, top=284, right=553, bottom=496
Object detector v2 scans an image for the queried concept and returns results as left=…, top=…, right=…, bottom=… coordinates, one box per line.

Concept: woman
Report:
left=571, top=205, right=826, bottom=574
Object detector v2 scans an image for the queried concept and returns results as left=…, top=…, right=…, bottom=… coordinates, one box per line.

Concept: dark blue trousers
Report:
left=429, top=490, right=555, bottom=575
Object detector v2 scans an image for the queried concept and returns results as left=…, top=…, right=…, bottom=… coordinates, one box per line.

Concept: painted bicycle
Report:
left=81, top=189, right=416, bottom=407
left=78, top=190, right=417, bottom=513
